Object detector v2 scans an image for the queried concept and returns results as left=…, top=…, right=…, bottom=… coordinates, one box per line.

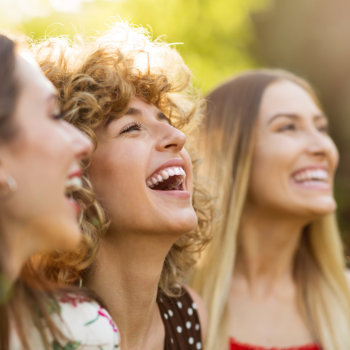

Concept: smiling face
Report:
left=247, top=79, right=339, bottom=220
left=88, top=97, right=198, bottom=236
left=0, top=54, right=92, bottom=252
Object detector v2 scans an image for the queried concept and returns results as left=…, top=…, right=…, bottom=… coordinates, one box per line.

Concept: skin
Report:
left=228, top=80, right=339, bottom=347
left=86, top=98, right=206, bottom=350
left=0, top=54, right=92, bottom=280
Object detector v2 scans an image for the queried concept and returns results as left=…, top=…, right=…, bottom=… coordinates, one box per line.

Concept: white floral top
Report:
left=11, top=294, right=120, bottom=350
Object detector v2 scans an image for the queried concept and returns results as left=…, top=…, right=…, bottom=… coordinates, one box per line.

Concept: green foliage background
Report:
left=2, top=0, right=350, bottom=247
left=0, top=0, right=271, bottom=92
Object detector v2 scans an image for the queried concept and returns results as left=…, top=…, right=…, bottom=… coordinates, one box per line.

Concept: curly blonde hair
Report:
left=33, top=23, right=212, bottom=296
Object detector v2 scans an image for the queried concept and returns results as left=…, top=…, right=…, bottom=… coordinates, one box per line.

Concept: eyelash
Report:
left=318, top=125, right=329, bottom=133
left=277, top=124, right=329, bottom=133
left=120, top=122, right=142, bottom=134
left=278, top=124, right=296, bottom=132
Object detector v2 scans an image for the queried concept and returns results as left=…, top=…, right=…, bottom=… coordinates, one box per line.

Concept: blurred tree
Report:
left=1, top=0, right=271, bottom=91
left=251, top=0, right=350, bottom=251
left=3, top=0, right=349, bottom=249
left=115, top=0, right=272, bottom=91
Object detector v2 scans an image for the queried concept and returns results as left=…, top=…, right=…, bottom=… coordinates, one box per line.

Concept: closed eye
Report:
left=317, top=124, right=329, bottom=133
left=277, top=123, right=296, bottom=132
left=120, top=122, right=142, bottom=134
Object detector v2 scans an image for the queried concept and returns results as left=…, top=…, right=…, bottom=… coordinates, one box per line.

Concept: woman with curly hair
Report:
left=190, top=69, right=350, bottom=350
left=35, top=22, right=212, bottom=350
left=0, top=33, right=120, bottom=350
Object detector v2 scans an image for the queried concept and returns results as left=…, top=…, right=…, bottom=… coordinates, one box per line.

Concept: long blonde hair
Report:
left=190, top=69, right=350, bottom=350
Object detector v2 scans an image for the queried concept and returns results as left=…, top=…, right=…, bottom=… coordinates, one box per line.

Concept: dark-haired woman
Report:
left=0, top=34, right=120, bottom=350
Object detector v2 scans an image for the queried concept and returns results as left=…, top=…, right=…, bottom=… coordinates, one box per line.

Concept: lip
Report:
left=65, top=167, right=83, bottom=217
left=149, top=188, right=191, bottom=199
left=147, top=158, right=188, bottom=191
left=68, top=169, right=83, bottom=179
left=67, top=196, right=81, bottom=216
left=291, top=165, right=329, bottom=177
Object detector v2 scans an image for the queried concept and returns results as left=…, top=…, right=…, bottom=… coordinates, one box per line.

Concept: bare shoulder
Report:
left=184, top=285, right=208, bottom=340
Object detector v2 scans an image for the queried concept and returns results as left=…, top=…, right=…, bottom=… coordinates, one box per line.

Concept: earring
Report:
left=0, top=176, right=17, bottom=199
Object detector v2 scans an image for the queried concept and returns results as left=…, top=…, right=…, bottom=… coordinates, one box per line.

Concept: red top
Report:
left=230, top=337, right=321, bottom=350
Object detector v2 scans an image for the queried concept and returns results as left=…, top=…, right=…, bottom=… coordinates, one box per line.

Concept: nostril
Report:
left=164, top=143, right=178, bottom=149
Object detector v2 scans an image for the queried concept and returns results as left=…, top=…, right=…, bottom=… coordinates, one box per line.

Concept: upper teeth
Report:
left=147, top=166, right=186, bottom=188
left=65, top=177, right=83, bottom=192
left=293, top=169, right=328, bottom=182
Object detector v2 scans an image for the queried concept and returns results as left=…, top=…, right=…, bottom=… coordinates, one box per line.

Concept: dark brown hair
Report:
left=0, top=34, right=18, bottom=142
left=0, top=32, right=19, bottom=350
left=0, top=34, right=92, bottom=350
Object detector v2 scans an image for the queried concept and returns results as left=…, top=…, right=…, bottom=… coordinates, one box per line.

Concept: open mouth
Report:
left=65, top=176, right=83, bottom=216
left=65, top=176, right=83, bottom=197
left=146, top=166, right=186, bottom=191
left=292, top=169, right=329, bottom=184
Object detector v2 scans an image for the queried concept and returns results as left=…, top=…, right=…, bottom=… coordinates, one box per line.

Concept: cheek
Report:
left=183, top=151, right=194, bottom=192
left=330, top=143, right=339, bottom=171
left=89, top=147, right=142, bottom=201
left=249, top=141, right=294, bottom=201
left=251, top=145, right=285, bottom=180
left=23, top=124, right=72, bottom=170
left=13, top=131, right=71, bottom=194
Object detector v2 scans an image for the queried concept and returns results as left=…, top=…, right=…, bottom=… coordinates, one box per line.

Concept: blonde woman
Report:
left=34, top=23, right=212, bottom=350
left=191, top=69, right=350, bottom=350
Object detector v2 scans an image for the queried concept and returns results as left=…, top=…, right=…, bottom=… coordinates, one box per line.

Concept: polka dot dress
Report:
left=157, top=289, right=203, bottom=350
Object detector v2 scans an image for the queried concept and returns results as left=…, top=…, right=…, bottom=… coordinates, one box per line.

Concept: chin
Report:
left=152, top=212, right=197, bottom=237
left=304, top=199, right=337, bottom=219
left=172, top=212, right=198, bottom=235
left=57, top=224, right=82, bottom=250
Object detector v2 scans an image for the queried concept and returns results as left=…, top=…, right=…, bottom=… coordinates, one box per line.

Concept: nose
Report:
left=65, top=122, right=93, bottom=160
left=156, top=123, right=186, bottom=153
left=305, top=127, right=338, bottom=161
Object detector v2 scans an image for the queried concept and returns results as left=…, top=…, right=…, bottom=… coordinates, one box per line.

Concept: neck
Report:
left=234, top=205, right=308, bottom=296
left=1, top=219, right=37, bottom=283
left=86, top=229, right=176, bottom=350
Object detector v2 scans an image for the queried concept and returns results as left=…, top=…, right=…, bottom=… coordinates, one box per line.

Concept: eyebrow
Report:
left=157, top=111, right=172, bottom=125
left=125, top=107, right=170, bottom=124
left=125, top=107, right=141, bottom=116
left=105, top=107, right=171, bottom=126
left=267, top=113, right=327, bottom=125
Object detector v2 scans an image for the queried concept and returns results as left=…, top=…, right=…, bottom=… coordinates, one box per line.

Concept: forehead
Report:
left=106, top=97, right=161, bottom=125
left=259, top=80, right=322, bottom=121
left=129, top=97, right=160, bottom=114
left=16, top=53, right=55, bottom=96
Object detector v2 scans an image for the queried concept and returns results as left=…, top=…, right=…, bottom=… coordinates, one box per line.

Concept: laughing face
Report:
left=1, top=54, right=92, bottom=252
left=88, top=98, right=198, bottom=236
left=247, top=79, right=339, bottom=220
